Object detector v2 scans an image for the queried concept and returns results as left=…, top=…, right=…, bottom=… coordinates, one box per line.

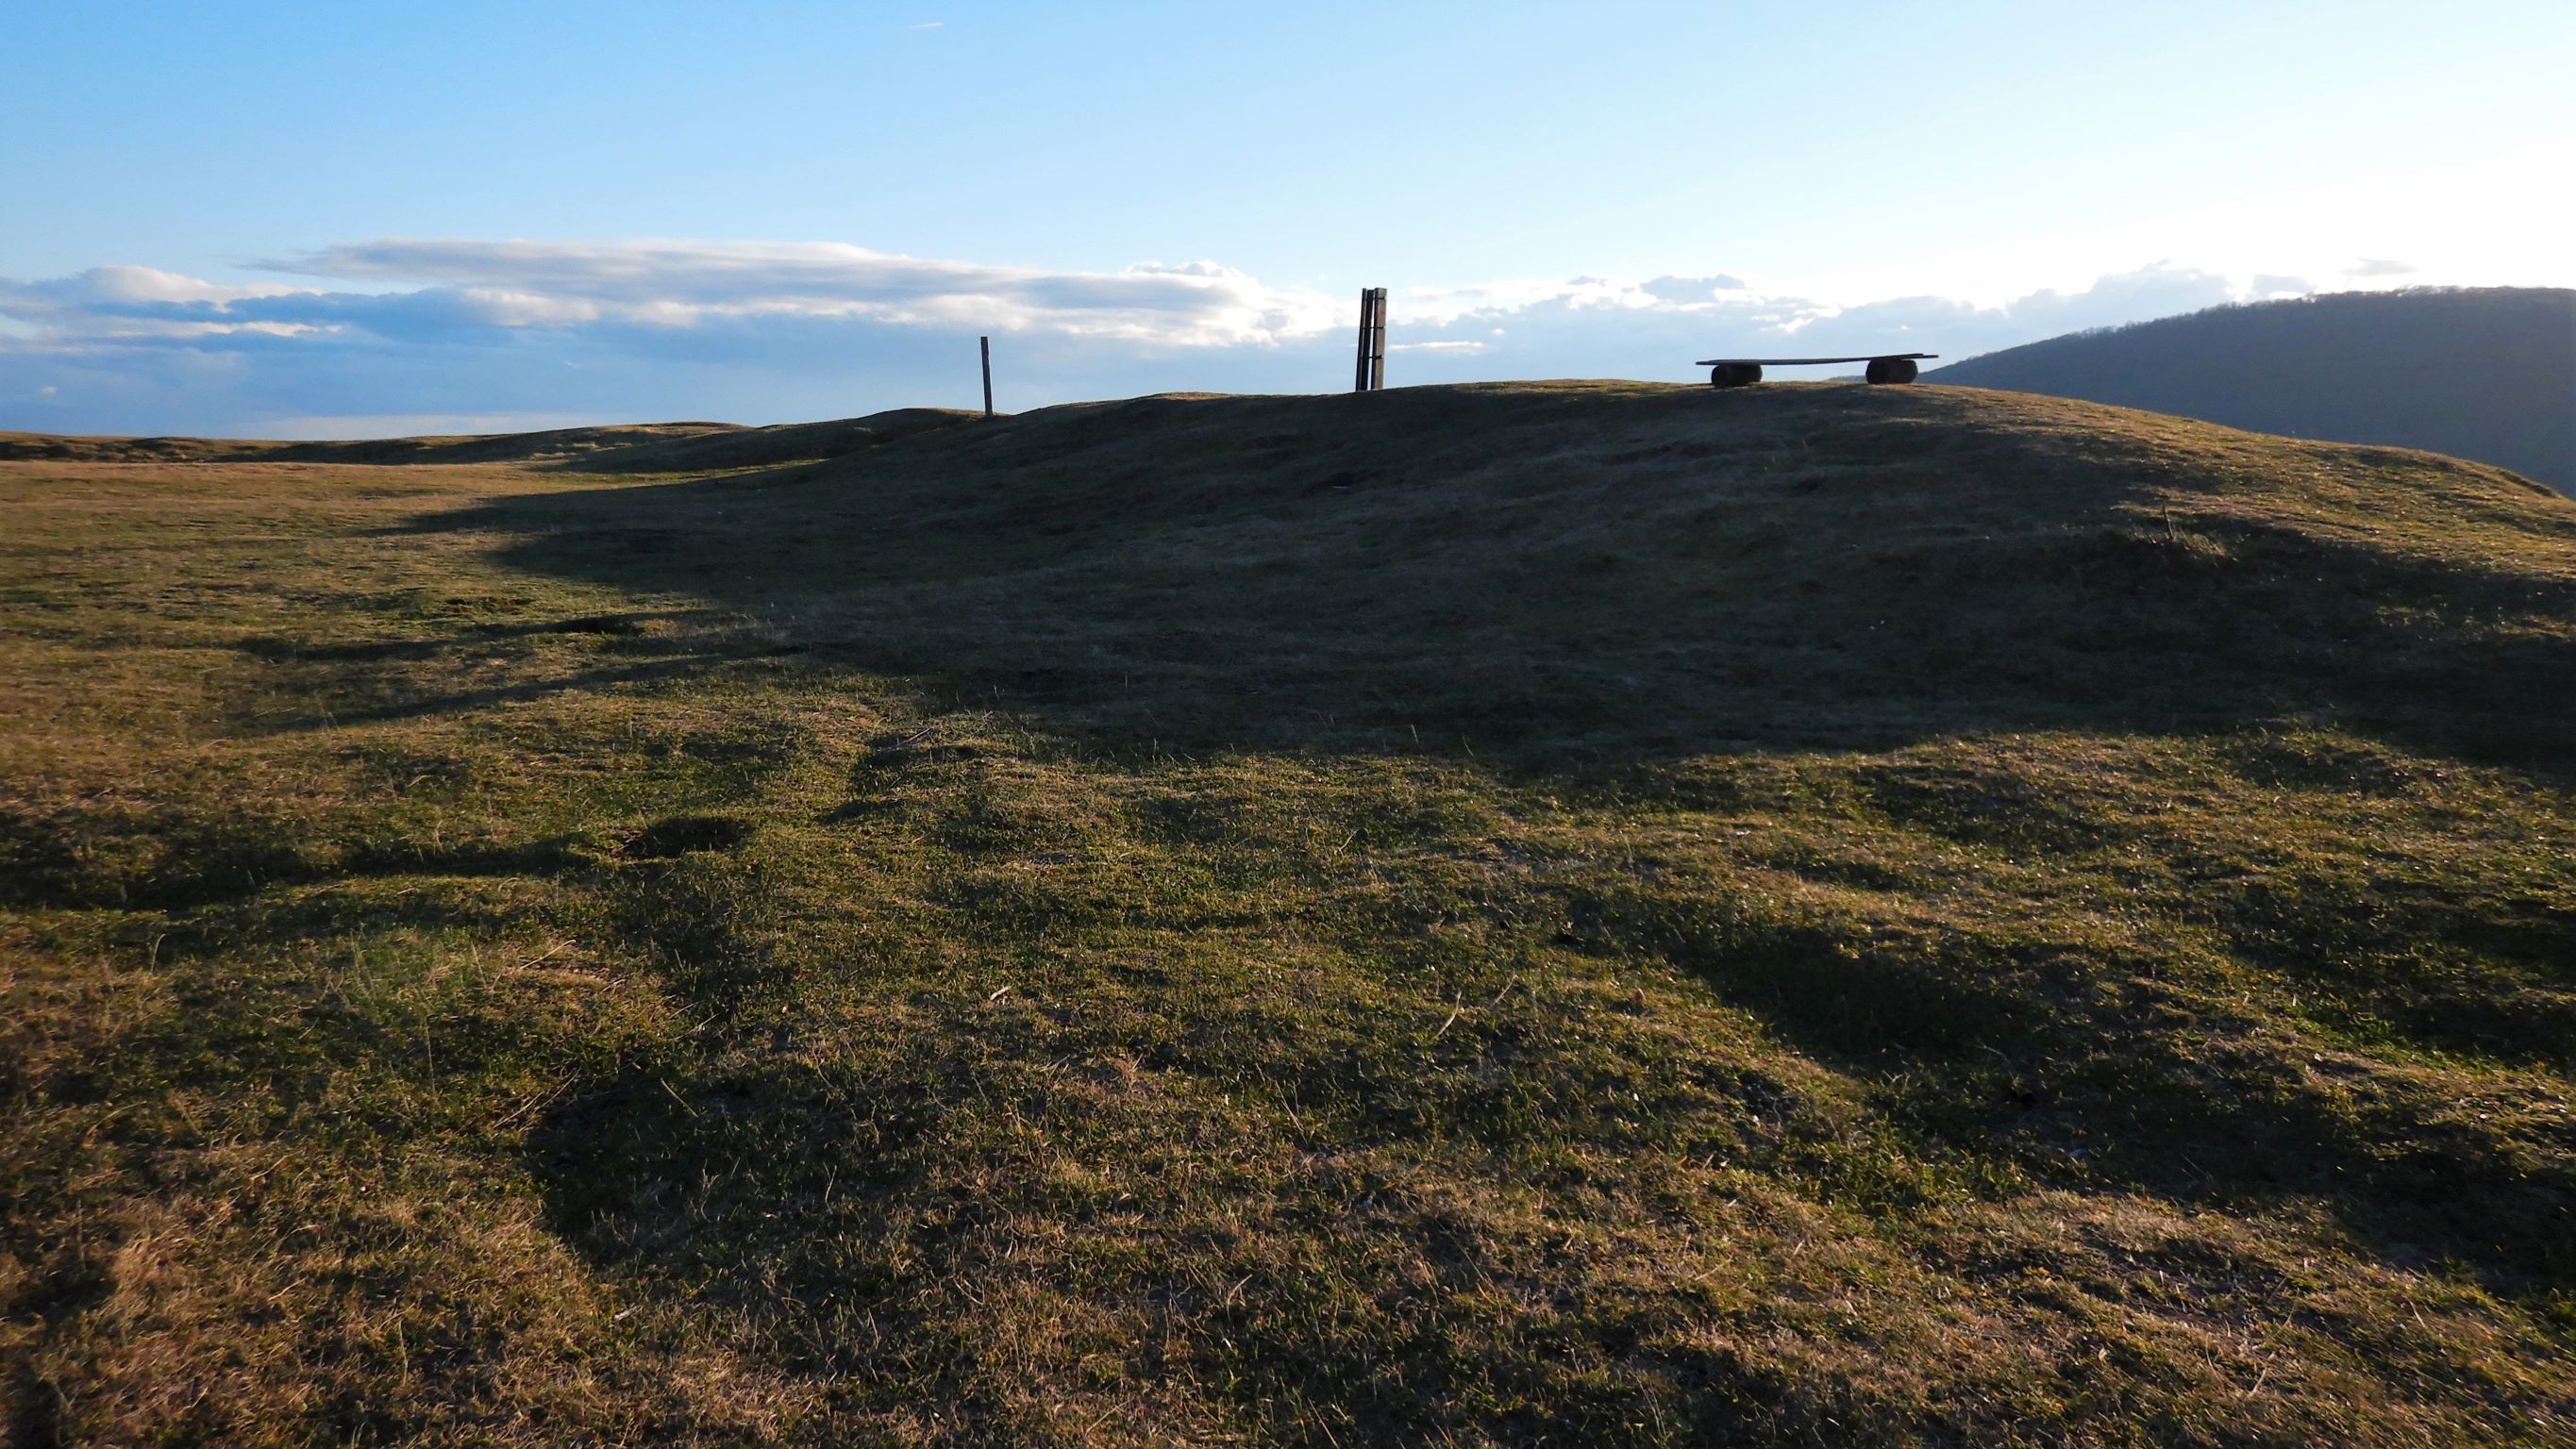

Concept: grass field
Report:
left=5, top=381, right=2574, bottom=1445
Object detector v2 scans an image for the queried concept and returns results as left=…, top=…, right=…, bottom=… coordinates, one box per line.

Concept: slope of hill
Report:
left=5, top=384, right=2574, bottom=1447
left=0, top=420, right=737, bottom=467
left=1927, top=287, right=2576, bottom=491
left=0, top=407, right=979, bottom=472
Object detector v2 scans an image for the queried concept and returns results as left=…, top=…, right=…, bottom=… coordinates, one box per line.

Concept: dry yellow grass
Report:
left=3, top=382, right=2573, bottom=1445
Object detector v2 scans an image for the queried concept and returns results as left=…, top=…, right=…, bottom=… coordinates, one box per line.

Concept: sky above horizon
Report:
left=5, top=1, right=2572, bottom=437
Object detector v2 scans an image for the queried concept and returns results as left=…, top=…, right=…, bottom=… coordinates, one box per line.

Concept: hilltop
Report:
left=4, top=383, right=2574, bottom=1447
left=1927, top=286, right=2576, bottom=491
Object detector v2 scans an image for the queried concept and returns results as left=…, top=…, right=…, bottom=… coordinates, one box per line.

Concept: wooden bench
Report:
left=1695, top=353, right=1937, bottom=387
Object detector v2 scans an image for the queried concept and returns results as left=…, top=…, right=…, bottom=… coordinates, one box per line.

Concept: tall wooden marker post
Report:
left=1352, top=288, right=1387, bottom=392
left=979, top=336, right=995, bottom=418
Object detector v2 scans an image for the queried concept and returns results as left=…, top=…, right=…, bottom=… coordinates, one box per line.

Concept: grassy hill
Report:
left=4, top=382, right=2574, bottom=1446
left=1927, top=287, right=2576, bottom=491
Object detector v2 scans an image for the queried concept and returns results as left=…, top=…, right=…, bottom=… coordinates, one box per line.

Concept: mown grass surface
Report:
left=4, top=382, right=2572, bottom=1445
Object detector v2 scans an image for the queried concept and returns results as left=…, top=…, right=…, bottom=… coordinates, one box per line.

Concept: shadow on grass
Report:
left=390, top=385, right=2576, bottom=777
left=1563, top=883, right=2576, bottom=1286
left=0, top=805, right=599, bottom=914
left=231, top=608, right=705, bottom=664
left=247, top=654, right=761, bottom=734
left=470, top=386, right=2576, bottom=1416
left=468, top=388, right=2576, bottom=1181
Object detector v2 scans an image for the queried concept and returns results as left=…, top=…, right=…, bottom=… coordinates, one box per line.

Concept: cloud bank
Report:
left=0, top=237, right=2350, bottom=437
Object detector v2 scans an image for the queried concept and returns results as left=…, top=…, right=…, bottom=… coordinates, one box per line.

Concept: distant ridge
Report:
left=1927, top=287, right=2576, bottom=490
left=0, top=407, right=982, bottom=472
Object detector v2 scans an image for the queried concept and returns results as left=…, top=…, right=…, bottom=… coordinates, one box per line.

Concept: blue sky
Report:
left=5, top=1, right=2571, bottom=436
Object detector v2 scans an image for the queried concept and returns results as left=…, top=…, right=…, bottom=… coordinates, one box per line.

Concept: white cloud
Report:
left=0, top=266, right=319, bottom=341
left=64, top=265, right=296, bottom=307
left=0, top=236, right=2509, bottom=438
left=242, top=239, right=1345, bottom=346
left=1398, top=273, right=1757, bottom=326
left=1638, top=275, right=1749, bottom=304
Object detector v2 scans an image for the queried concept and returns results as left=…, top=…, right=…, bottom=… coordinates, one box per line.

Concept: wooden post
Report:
left=1360, top=291, right=1380, bottom=393
left=1353, top=289, right=1388, bottom=392
left=979, top=336, right=994, bottom=418
left=1368, top=288, right=1387, bottom=391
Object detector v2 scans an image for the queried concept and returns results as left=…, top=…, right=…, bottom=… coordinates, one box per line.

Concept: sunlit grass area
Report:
left=5, top=383, right=2573, bottom=1445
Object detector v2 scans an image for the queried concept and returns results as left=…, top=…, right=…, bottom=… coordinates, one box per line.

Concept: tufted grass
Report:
left=4, top=382, right=2573, bottom=1445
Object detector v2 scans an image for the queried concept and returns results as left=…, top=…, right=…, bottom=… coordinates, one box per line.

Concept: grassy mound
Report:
left=4, top=383, right=2572, bottom=1445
